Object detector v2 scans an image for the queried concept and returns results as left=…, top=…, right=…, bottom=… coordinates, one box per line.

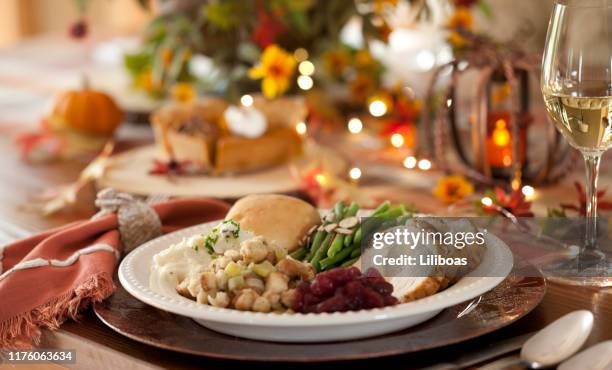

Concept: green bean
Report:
left=327, top=234, right=345, bottom=258
left=350, top=246, right=362, bottom=258
left=290, top=247, right=307, bottom=260
left=380, top=219, right=397, bottom=230
left=334, top=202, right=359, bottom=249
left=334, top=201, right=345, bottom=220
left=309, top=204, right=337, bottom=260
left=307, top=230, right=326, bottom=262
left=353, top=226, right=362, bottom=245
left=344, top=233, right=353, bottom=247
left=345, top=201, right=359, bottom=217
left=320, top=243, right=354, bottom=270
left=311, top=233, right=334, bottom=271
left=341, top=256, right=360, bottom=267
left=377, top=206, right=404, bottom=219
left=372, top=201, right=390, bottom=216
left=397, top=215, right=411, bottom=225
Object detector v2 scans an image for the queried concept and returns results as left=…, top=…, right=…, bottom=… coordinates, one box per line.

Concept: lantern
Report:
left=421, top=32, right=578, bottom=188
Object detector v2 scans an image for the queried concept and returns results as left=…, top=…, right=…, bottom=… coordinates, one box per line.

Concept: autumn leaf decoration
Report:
left=479, top=186, right=534, bottom=217
left=556, top=181, right=612, bottom=216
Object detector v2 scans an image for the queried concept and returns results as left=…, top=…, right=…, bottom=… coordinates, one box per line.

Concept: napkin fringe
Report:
left=0, top=272, right=114, bottom=349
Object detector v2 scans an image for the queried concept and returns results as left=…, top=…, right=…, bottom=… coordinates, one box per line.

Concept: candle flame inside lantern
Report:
left=486, top=112, right=516, bottom=169
left=492, top=119, right=511, bottom=147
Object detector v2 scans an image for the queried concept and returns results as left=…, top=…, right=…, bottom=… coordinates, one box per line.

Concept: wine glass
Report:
left=541, top=0, right=612, bottom=286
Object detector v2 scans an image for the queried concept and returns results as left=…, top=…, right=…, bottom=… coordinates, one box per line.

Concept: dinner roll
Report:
left=226, top=194, right=321, bottom=252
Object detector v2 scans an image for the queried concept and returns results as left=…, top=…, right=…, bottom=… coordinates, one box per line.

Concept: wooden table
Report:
left=0, top=131, right=610, bottom=370
left=0, top=36, right=611, bottom=370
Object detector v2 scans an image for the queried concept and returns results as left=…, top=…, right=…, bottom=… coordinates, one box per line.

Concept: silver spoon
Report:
left=478, top=310, right=594, bottom=370
left=558, top=340, right=612, bottom=370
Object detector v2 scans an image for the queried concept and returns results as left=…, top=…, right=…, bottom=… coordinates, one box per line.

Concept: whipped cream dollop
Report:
left=223, top=105, right=268, bottom=139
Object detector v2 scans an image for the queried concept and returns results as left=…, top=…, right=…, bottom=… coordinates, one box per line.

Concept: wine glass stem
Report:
left=583, top=152, right=601, bottom=250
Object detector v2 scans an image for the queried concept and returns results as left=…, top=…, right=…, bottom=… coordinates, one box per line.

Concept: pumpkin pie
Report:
left=151, top=96, right=305, bottom=175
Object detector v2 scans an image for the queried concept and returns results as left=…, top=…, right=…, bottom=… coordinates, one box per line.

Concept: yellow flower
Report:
left=171, top=83, right=196, bottom=103
left=249, top=45, right=296, bottom=99
left=433, top=175, right=474, bottom=204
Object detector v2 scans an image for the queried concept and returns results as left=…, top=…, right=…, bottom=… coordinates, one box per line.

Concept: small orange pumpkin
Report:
left=50, top=84, right=123, bottom=136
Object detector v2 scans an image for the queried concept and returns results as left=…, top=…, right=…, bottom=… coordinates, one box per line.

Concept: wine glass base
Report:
left=541, top=250, right=612, bottom=287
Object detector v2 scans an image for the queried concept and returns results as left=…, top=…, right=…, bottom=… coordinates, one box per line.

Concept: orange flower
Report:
left=447, top=7, right=474, bottom=29
left=447, top=7, right=474, bottom=48
left=248, top=44, right=296, bottom=98
left=171, top=83, right=196, bottom=103
left=433, top=175, right=474, bottom=204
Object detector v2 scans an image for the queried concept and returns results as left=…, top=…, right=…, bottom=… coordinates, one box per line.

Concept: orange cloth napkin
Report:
left=0, top=198, right=230, bottom=349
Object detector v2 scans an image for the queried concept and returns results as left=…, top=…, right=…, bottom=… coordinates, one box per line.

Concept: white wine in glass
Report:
left=542, top=93, right=612, bottom=151
left=541, top=0, right=612, bottom=286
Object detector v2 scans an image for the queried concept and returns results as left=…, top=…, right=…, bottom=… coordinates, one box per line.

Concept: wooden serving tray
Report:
left=93, top=263, right=545, bottom=362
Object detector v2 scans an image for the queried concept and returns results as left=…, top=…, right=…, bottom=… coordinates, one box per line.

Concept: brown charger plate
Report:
left=93, top=263, right=545, bottom=362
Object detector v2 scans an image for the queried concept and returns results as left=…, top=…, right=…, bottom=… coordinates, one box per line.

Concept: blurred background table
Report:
left=0, top=35, right=611, bottom=369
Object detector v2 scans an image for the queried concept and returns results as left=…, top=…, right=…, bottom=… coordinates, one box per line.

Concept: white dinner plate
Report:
left=119, top=220, right=513, bottom=342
